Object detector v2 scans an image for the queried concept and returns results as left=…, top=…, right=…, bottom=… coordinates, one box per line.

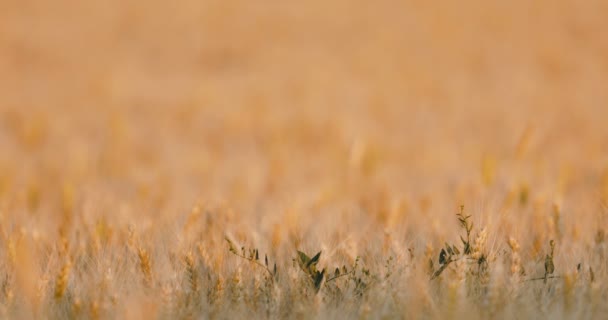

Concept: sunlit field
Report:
left=1, top=1, right=608, bottom=319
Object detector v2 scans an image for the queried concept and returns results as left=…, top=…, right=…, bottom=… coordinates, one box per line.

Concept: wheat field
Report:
left=1, top=1, right=608, bottom=319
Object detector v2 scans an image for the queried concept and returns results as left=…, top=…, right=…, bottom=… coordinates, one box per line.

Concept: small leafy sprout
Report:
left=430, top=206, right=474, bottom=280
left=225, top=237, right=277, bottom=282
left=431, top=243, right=460, bottom=280
left=296, top=250, right=325, bottom=292
left=296, top=250, right=359, bottom=293
left=326, top=256, right=359, bottom=283
left=456, top=205, right=473, bottom=255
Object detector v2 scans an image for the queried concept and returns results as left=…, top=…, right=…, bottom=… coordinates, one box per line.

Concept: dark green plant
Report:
left=430, top=205, right=473, bottom=280
left=226, top=237, right=277, bottom=283
left=295, top=250, right=359, bottom=293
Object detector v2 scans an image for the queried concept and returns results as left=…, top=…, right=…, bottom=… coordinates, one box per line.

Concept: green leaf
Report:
left=297, top=251, right=310, bottom=266
left=439, top=248, right=447, bottom=265
left=307, top=251, right=322, bottom=268
left=313, top=269, right=326, bottom=292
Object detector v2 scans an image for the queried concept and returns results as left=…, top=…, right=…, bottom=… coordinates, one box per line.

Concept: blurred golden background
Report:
left=1, top=0, right=607, bottom=221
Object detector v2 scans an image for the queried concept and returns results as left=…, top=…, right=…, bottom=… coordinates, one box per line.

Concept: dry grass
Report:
left=1, top=0, right=608, bottom=319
